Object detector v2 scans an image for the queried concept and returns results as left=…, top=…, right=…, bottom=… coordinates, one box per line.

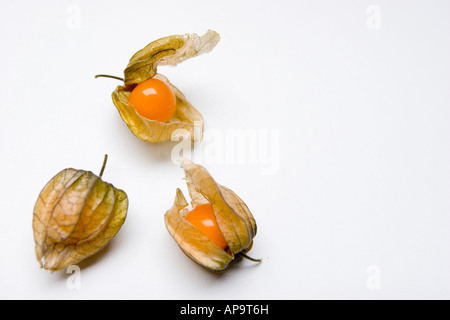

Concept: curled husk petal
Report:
left=165, top=189, right=234, bottom=271
left=110, top=30, right=219, bottom=143
left=164, top=161, right=257, bottom=271
left=33, top=168, right=128, bottom=271
left=112, top=74, right=203, bottom=143
left=124, top=30, right=220, bottom=86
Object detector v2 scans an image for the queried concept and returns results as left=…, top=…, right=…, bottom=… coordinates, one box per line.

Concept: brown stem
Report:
left=94, top=74, right=124, bottom=82
left=99, top=154, right=108, bottom=178
left=237, top=252, right=262, bottom=263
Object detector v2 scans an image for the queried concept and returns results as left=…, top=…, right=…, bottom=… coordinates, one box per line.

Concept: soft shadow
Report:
left=133, top=138, right=181, bottom=164
left=110, top=113, right=187, bottom=165
left=45, top=242, right=117, bottom=284
left=75, top=242, right=115, bottom=271
left=190, top=254, right=263, bottom=282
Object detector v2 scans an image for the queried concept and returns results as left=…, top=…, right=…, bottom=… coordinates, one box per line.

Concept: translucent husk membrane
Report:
left=110, top=30, right=220, bottom=143
left=164, top=160, right=257, bottom=271
left=33, top=158, right=128, bottom=271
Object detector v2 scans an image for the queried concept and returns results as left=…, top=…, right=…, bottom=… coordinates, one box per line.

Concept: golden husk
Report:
left=164, top=161, right=257, bottom=271
left=33, top=168, right=128, bottom=271
left=112, top=74, right=203, bottom=143
left=111, top=30, right=220, bottom=143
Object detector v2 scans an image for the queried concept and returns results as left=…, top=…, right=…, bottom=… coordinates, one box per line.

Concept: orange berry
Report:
left=127, top=78, right=176, bottom=123
left=185, top=203, right=228, bottom=250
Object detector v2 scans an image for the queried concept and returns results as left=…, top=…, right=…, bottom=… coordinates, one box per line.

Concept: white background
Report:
left=1, top=0, right=449, bottom=300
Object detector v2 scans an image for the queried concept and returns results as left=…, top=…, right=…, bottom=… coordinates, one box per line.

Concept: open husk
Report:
left=32, top=158, right=128, bottom=271
left=112, top=74, right=204, bottom=143
left=110, top=30, right=220, bottom=143
left=164, top=161, right=258, bottom=272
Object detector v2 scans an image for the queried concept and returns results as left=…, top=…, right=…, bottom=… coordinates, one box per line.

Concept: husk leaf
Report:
left=164, top=161, right=257, bottom=271
left=33, top=168, right=128, bottom=271
left=165, top=189, right=234, bottom=271
left=124, top=30, right=220, bottom=86
left=112, top=74, right=203, bottom=143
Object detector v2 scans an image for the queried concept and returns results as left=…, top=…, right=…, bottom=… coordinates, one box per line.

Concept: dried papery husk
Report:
left=33, top=160, right=128, bottom=271
left=124, top=30, right=220, bottom=86
left=112, top=74, right=203, bottom=143
left=106, top=30, right=219, bottom=143
left=164, top=161, right=258, bottom=271
left=165, top=189, right=234, bottom=271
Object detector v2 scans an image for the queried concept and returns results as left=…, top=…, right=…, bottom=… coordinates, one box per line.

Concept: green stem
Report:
left=94, top=74, right=124, bottom=82
left=99, top=154, right=108, bottom=178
